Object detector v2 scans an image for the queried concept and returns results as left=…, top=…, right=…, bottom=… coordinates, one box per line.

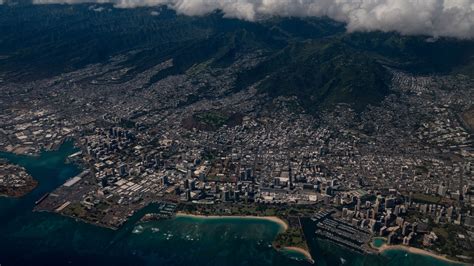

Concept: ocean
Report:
left=0, top=142, right=462, bottom=266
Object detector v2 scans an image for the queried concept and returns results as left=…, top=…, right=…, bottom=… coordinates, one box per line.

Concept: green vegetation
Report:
left=342, top=32, right=474, bottom=75
left=63, top=202, right=89, bottom=218
left=461, top=108, right=474, bottom=133
left=183, top=111, right=243, bottom=131
left=431, top=224, right=474, bottom=260
left=62, top=201, right=115, bottom=226
left=1, top=5, right=473, bottom=113
left=273, top=221, right=308, bottom=250
left=236, top=40, right=391, bottom=113
left=201, top=149, right=217, bottom=161
left=411, top=193, right=442, bottom=204
left=194, top=112, right=230, bottom=129
left=177, top=203, right=320, bottom=220
left=414, top=165, right=430, bottom=175
left=178, top=203, right=314, bottom=254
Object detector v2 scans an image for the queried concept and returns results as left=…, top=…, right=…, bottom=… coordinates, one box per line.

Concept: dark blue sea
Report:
left=0, top=142, right=462, bottom=266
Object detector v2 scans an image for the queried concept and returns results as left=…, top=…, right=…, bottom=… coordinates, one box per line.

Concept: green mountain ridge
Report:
left=0, top=4, right=473, bottom=113
left=236, top=40, right=391, bottom=113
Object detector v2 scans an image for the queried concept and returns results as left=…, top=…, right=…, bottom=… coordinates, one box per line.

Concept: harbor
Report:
left=309, top=211, right=372, bottom=254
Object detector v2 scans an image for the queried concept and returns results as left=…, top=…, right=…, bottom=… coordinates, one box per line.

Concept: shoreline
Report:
left=377, top=244, right=464, bottom=265
left=175, top=212, right=315, bottom=264
left=34, top=209, right=120, bottom=230
left=175, top=212, right=289, bottom=231
left=0, top=181, right=38, bottom=199
left=281, top=246, right=315, bottom=264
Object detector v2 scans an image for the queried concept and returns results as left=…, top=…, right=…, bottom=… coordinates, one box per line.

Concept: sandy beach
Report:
left=378, top=244, right=463, bottom=264
left=175, top=212, right=316, bottom=263
left=175, top=212, right=288, bottom=231
left=282, top=246, right=315, bottom=264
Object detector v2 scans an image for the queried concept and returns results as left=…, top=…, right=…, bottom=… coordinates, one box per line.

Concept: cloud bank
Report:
left=24, top=0, right=474, bottom=39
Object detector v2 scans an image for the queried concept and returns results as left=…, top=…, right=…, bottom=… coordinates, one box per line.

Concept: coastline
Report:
left=377, top=244, right=464, bottom=265
left=282, top=246, right=315, bottom=264
left=175, top=212, right=315, bottom=264
left=34, top=209, right=120, bottom=231
left=175, top=212, right=288, bottom=231
left=0, top=180, right=38, bottom=198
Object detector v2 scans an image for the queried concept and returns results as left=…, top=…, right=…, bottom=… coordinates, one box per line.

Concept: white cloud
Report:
left=31, top=0, right=474, bottom=39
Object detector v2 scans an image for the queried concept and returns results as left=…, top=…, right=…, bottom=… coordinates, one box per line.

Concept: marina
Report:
left=0, top=142, right=465, bottom=266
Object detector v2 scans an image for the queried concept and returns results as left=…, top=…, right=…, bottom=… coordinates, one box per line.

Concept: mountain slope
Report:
left=0, top=4, right=473, bottom=114
left=236, top=40, right=391, bottom=112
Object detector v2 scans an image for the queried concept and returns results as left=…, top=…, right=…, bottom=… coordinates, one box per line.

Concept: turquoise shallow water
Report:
left=373, top=238, right=386, bottom=248
left=280, top=248, right=310, bottom=262
left=0, top=142, right=464, bottom=266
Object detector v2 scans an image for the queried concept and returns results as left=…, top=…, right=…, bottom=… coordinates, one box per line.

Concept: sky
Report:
left=8, top=0, right=474, bottom=39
